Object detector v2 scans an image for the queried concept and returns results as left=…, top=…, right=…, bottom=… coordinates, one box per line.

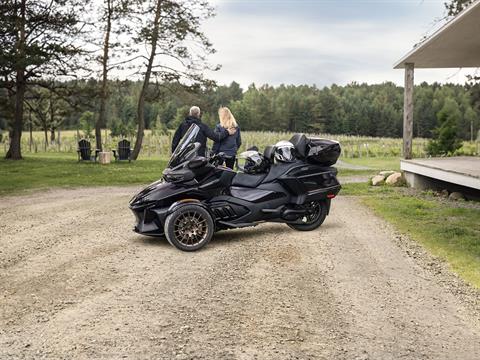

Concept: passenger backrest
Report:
left=289, top=133, right=308, bottom=159
left=263, top=145, right=276, bottom=164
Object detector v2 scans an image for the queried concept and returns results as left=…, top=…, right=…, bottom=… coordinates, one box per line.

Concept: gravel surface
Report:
left=1, top=186, right=479, bottom=359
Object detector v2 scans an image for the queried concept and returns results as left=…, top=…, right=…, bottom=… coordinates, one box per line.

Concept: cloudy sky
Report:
left=203, top=0, right=471, bottom=88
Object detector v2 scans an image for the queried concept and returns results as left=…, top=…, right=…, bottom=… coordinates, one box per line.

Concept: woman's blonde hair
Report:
left=218, top=107, right=237, bottom=129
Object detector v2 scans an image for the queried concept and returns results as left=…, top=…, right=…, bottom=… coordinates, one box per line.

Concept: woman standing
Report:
left=212, top=107, right=241, bottom=169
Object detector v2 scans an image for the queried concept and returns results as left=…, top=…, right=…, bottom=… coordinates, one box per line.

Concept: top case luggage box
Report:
left=307, top=138, right=341, bottom=166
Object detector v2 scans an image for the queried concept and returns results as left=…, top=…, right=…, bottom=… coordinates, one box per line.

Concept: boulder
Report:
left=379, top=170, right=395, bottom=177
left=385, top=172, right=404, bottom=186
left=440, top=189, right=449, bottom=198
left=448, top=192, right=465, bottom=201
left=371, top=175, right=385, bottom=186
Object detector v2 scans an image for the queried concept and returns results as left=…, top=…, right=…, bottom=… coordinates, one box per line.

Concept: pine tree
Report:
left=427, top=98, right=463, bottom=156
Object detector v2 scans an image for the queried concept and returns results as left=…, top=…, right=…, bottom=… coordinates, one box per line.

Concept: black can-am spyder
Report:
left=129, top=124, right=341, bottom=251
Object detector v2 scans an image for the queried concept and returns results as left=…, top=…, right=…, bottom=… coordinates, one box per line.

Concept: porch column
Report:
left=403, top=62, right=414, bottom=159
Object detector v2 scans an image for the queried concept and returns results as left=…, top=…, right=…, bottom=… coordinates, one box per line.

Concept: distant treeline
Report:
left=2, top=80, right=478, bottom=141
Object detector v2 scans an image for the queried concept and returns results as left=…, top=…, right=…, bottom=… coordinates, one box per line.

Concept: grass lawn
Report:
left=342, top=183, right=480, bottom=288
left=341, top=156, right=401, bottom=170
left=336, top=156, right=401, bottom=177
left=0, top=153, right=168, bottom=195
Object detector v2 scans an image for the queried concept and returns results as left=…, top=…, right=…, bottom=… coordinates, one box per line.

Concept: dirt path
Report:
left=0, top=187, right=479, bottom=359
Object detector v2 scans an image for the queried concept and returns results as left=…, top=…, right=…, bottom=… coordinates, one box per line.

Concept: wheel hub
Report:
left=173, top=211, right=208, bottom=246
left=301, top=202, right=321, bottom=223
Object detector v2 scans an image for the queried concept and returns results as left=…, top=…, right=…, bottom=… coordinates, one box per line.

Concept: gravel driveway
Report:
left=0, top=186, right=479, bottom=359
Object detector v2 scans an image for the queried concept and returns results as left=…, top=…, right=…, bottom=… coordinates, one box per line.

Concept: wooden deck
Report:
left=401, top=157, right=480, bottom=198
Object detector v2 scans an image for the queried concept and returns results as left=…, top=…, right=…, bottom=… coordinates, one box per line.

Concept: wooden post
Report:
left=403, top=63, right=414, bottom=159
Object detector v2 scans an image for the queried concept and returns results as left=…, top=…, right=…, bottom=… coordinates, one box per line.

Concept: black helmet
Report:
left=237, top=150, right=269, bottom=174
left=274, top=140, right=296, bottom=162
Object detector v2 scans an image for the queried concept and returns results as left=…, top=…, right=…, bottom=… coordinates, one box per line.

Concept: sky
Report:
left=202, top=0, right=472, bottom=88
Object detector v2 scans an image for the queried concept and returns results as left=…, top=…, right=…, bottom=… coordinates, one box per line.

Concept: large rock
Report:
left=448, top=192, right=465, bottom=201
left=379, top=170, right=395, bottom=177
left=385, top=172, right=404, bottom=186
left=371, top=175, right=385, bottom=186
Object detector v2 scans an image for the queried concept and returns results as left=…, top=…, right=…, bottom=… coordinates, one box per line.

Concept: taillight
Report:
left=327, top=194, right=336, bottom=199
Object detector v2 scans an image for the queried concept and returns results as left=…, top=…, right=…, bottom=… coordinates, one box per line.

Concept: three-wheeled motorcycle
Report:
left=129, top=124, right=341, bottom=251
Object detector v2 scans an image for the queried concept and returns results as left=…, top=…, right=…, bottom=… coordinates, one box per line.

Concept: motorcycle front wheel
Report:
left=165, top=204, right=214, bottom=251
left=287, top=201, right=328, bottom=231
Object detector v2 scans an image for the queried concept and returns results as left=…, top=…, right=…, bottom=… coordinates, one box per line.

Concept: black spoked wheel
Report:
left=165, top=204, right=214, bottom=251
left=287, top=201, right=328, bottom=231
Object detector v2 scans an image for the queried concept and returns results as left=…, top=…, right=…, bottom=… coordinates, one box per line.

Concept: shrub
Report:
left=79, top=111, right=95, bottom=138
left=427, top=98, right=463, bottom=156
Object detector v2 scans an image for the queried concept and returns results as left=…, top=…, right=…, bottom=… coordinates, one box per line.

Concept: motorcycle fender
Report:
left=166, top=199, right=212, bottom=218
left=326, top=198, right=332, bottom=215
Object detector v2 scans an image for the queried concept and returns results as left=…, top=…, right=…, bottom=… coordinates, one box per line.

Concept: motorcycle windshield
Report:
left=168, top=124, right=200, bottom=168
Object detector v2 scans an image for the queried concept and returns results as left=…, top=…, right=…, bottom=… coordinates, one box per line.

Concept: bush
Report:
left=427, top=98, right=463, bottom=156
left=151, top=115, right=169, bottom=136
left=79, top=111, right=95, bottom=138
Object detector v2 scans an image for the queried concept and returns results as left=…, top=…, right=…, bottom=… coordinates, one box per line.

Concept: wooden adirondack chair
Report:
left=77, top=139, right=100, bottom=162
left=112, top=139, right=132, bottom=162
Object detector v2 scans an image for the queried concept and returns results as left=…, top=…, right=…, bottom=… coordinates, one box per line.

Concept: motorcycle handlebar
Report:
left=209, top=152, right=225, bottom=166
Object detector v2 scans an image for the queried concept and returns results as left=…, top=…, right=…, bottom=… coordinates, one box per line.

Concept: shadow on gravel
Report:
left=210, top=221, right=339, bottom=247
left=130, top=235, right=170, bottom=248
left=128, top=222, right=340, bottom=250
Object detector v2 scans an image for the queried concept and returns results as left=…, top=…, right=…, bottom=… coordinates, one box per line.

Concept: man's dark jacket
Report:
left=171, top=116, right=228, bottom=156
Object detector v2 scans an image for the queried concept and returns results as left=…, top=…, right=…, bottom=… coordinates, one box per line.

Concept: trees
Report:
left=93, top=0, right=134, bottom=152
left=0, top=0, right=85, bottom=159
left=2, top=74, right=477, bottom=150
left=445, top=0, right=475, bottom=16
left=130, top=0, right=218, bottom=160
left=427, top=98, right=463, bottom=156
left=79, top=111, right=95, bottom=138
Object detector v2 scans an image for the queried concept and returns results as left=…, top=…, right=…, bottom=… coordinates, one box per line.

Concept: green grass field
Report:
left=5, top=129, right=479, bottom=159
left=342, top=157, right=401, bottom=171
left=0, top=153, right=167, bottom=195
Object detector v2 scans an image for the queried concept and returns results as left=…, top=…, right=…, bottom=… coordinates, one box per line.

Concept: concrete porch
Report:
left=401, top=157, right=480, bottom=200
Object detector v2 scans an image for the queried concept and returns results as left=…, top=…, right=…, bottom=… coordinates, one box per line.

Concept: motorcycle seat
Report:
left=231, top=172, right=267, bottom=188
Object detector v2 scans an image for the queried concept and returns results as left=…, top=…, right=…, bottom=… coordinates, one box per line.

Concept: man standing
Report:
left=172, top=106, right=235, bottom=156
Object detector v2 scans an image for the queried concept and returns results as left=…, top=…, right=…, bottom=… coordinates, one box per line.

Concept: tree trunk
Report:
left=29, top=114, right=33, bottom=153
left=44, top=126, right=48, bottom=151
left=131, top=0, right=162, bottom=160
left=471, top=119, right=474, bottom=143
left=6, top=0, right=27, bottom=160
left=49, top=93, right=56, bottom=144
left=96, top=0, right=113, bottom=152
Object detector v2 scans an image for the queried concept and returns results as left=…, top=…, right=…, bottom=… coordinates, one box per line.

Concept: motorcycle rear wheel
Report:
left=287, top=201, right=328, bottom=231
left=165, top=204, right=214, bottom=251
